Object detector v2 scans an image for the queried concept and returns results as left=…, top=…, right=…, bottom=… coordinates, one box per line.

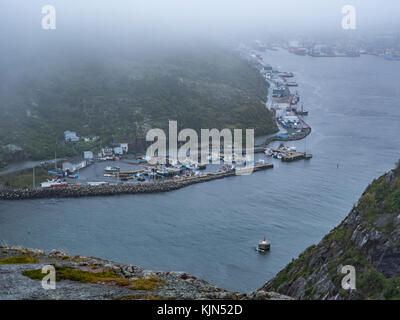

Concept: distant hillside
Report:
left=260, top=161, right=400, bottom=300
left=0, top=47, right=277, bottom=167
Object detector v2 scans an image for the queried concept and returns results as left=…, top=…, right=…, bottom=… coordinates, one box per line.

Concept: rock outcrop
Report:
left=0, top=246, right=289, bottom=300
left=259, top=161, right=400, bottom=300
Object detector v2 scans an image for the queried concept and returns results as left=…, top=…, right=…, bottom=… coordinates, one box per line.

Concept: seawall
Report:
left=0, top=164, right=273, bottom=201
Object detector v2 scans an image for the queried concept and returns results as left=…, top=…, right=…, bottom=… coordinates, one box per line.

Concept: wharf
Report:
left=0, top=163, right=274, bottom=201
left=281, top=152, right=312, bottom=162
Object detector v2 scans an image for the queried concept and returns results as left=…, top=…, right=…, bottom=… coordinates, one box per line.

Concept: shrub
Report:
left=0, top=255, right=38, bottom=264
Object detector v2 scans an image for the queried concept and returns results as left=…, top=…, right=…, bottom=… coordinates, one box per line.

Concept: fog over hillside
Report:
left=0, top=0, right=399, bottom=166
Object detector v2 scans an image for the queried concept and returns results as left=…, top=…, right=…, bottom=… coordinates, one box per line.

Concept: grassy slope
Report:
left=266, top=161, right=400, bottom=299
left=0, top=47, right=277, bottom=166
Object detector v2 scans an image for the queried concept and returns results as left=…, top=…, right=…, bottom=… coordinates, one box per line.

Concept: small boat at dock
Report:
left=104, top=166, right=120, bottom=173
left=278, top=72, right=294, bottom=78
left=40, top=179, right=69, bottom=188
left=296, top=103, right=309, bottom=116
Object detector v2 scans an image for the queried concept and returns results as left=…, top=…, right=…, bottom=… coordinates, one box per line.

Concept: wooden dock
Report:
left=281, top=152, right=312, bottom=162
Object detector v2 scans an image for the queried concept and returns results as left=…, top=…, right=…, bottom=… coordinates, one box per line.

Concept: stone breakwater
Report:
left=0, top=164, right=273, bottom=201
left=259, top=125, right=312, bottom=148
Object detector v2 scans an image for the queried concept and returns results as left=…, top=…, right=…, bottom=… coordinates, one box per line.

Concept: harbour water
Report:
left=1, top=50, right=400, bottom=292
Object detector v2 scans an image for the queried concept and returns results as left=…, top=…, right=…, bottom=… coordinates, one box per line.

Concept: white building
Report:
left=83, top=151, right=93, bottom=159
left=119, top=143, right=129, bottom=153
left=275, top=109, right=285, bottom=119
left=62, top=159, right=87, bottom=172
left=64, top=131, right=79, bottom=142
left=101, top=147, right=113, bottom=157
left=113, top=147, right=123, bottom=155
left=283, top=115, right=299, bottom=122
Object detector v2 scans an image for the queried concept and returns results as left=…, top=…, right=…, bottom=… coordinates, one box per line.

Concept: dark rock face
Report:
left=259, top=162, right=400, bottom=300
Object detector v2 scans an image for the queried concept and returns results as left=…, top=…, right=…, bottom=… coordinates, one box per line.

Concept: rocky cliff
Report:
left=0, top=246, right=290, bottom=300
left=259, top=161, right=400, bottom=300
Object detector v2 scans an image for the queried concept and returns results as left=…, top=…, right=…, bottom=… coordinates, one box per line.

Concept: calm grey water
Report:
left=1, top=50, right=400, bottom=292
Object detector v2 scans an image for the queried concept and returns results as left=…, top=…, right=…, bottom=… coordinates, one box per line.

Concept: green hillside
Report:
left=0, top=47, right=277, bottom=167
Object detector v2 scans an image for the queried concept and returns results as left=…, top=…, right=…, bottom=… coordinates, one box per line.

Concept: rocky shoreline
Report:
left=258, top=162, right=400, bottom=300
left=0, top=246, right=291, bottom=300
left=0, top=164, right=273, bottom=201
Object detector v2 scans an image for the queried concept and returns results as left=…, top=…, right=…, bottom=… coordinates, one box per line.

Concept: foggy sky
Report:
left=2, top=0, right=400, bottom=40
left=1, top=0, right=400, bottom=70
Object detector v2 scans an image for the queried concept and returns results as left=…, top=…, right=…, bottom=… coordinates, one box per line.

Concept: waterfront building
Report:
left=62, top=159, right=87, bottom=172
left=83, top=151, right=94, bottom=159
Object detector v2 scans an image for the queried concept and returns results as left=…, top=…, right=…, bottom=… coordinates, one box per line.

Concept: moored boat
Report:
left=257, top=237, right=271, bottom=252
left=40, top=179, right=69, bottom=188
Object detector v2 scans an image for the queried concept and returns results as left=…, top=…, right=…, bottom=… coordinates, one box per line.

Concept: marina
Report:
left=1, top=50, right=400, bottom=293
left=0, top=163, right=274, bottom=200
left=0, top=48, right=315, bottom=196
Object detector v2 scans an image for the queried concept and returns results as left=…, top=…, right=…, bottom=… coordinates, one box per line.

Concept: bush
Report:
left=0, top=255, right=38, bottom=264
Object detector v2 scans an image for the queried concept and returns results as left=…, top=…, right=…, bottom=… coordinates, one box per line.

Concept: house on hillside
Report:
left=101, top=147, right=114, bottom=157
left=83, top=151, right=93, bottom=159
left=113, top=147, right=123, bottom=155
left=64, top=131, right=79, bottom=142
left=119, top=143, right=129, bottom=153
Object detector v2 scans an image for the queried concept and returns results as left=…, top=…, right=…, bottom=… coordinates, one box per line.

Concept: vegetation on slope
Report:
left=264, top=160, right=400, bottom=300
left=22, top=266, right=165, bottom=291
left=0, top=166, right=50, bottom=189
left=0, top=255, right=38, bottom=264
left=0, top=46, right=277, bottom=167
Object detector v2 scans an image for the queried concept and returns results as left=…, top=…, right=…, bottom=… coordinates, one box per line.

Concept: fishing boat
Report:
left=181, top=159, right=200, bottom=170
left=156, top=169, right=169, bottom=176
left=296, top=103, right=309, bottom=116
left=207, top=152, right=220, bottom=162
left=40, top=179, right=68, bottom=188
left=256, top=237, right=271, bottom=252
left=279, top=72, right=294, bottom=78
left=384, top=50, right=400, bottom=61
left=285, top=81, right=298, bottom=87
left=104, top=166, right=120, bottom=173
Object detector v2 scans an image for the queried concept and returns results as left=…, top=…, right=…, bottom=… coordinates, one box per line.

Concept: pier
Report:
left=281, top=152, right=312, bottom=162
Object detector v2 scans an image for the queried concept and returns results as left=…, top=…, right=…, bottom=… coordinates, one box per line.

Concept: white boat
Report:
left=265, top=148, right=272, bottom=156
left=87, top=181, right=108, bottom=187
left=104, top=166, right=120, bottom=172
left=40, top=179, right=68, bottom=188
left=207, top=152, right=220, bottom=162
left=257, top=238, right=271, bottom=252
